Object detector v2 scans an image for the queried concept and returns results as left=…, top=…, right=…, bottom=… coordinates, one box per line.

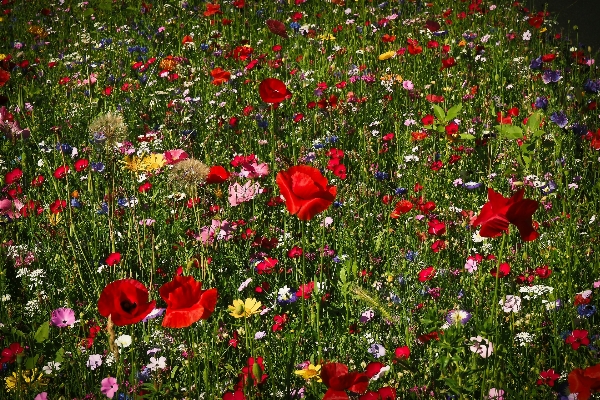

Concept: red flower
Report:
left=203, top=3, right=221, bottom=17
left=276, top=165, right=337, bottom=221
left=421, top=114, right=434, bottom=126
left=534, top=264, right=552, bottom=279
left=210, top=67, right=231, bottom=85
left=390, top=200, right=413, bottom=218
left=4, top=168, right=22, bottom=185
left=49, top=199, right=67, bottom=214
left=425, top=94, right=445, bottom=103
left=566, top=330, right=590, bottom=350
left=0, top=69, right=10, bottom=87
left=0, top=342, right=24, bottom=364
left=427, top=219, right=446, bottom=235
left=394, top=346, right=410, bottom=360
left=471, top=188, right=539, bottom=241
left=105, top=252, right=121, bottom=266
left=536, top=369, right=560, bottom=387
left=528, top=15, right=544, bottom=29
left=97, top=279, right=156, bottom=326
left=259, top=78, right=292, bottom=103
left=266, top=19, right=288, bottom=39
left=138, top=182, right=152, bottom=193
left=159, top=275, right=217, bottom=328
left=240, top=356, right=268, bottom=386
left=320, top=362, right=370, bottom=400
left=31, top=175, right=45, bottom=187
left=568, top=363, right=600, bottom=400
left=206, top=165, right=230, bottom=184
left=359, top=387, right=396, bottom=400
left=418, top=266, right=436, bottom=282
left=74, top=159, right=89, bottom=172
left=490, top=262, right=511, bottom=278
left=287, top=246, right=303, bottom=258
left=53, top=165, right=70, bottom=179
left=441, top=57, right=456, bottom=70
left=425, top=20, right=441, bottom=32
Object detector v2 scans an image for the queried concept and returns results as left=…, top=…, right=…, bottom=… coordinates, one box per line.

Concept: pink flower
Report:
left=34, top=393, right=48, bottom=400
left=470, top=336, right=493, bottom=358
left=228, top=181, right=261, bottom=206
left=486, top=388, right=504, bottom=400
left=164, top=149, right=189, bottom=165
left=100, top=377, right=118, bottom=399
left=239, top=160, right=269, bottom=179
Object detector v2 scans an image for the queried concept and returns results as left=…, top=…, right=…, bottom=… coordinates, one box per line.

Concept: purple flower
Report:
left=101, top=377, right=119, bottom=399
left=534, top=96, right=548, bottom=110
left=583, top=78, right=600, bottom=94
left=542, top=70, right=562, bottom=84
left=446, top=309, right=472, bottom=325
left=367, top=343, right=386, bottom=358
left=550, top=111, right=568, bottom=128
left=34, top=393, right=48, bottom=400
left=529, top=57, right=543, bottom=70
left=50, top=308, right=76, bottom=328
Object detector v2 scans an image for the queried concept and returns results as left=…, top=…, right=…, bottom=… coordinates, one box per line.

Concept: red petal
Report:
left=266, top=19, right=288, bottom=39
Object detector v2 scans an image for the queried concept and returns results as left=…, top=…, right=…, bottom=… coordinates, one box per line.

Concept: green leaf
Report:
left=55, top=348, right=65, bottom=363
left=532, top=129, right=545, bottom=138
left=83, top=8, right=95, bottom=17
left=25, top=355, right=39, bottom=370
left=433, top=105, right=446, bottom=122
left=437, top=125, right=447, bottom=133
left=459, top=134, right=476, bottom=140
left=446, top=103, right=462, bottom=121
left=97, top=0, right=112, bottom=11
left=526, top=111, right=542, bottom=132
left=34, top=322, right=49, bottom=343
left=495, top=124, right=523, bottom=139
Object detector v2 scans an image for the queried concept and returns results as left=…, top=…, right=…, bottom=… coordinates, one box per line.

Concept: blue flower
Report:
left=395, top=187, right=407, bottom=195
left=91, top=162, right=105, bottom=173
left=570, top=122, right=588, bottom=136
left=374, top=171, right=389, bottom=180
left=463, top=182, right=482, bottom=190
left=405, top=250, right=418, bottom=262
left=577, top=304, right=597, bottom=318
left=550, top=111, right=568, bottom=128
left=56, top=142, right=73, bottom=154
left=542, top=70, right=562, bottom=84
left=534, top=96, right=548, bottom=110
left=583, top=78, right=600, bottom=94
left=70, top=199, right=82, bottom=208
left=368, top=343, right=386, bottom=358
left=529, top=56, right=543, bottom=70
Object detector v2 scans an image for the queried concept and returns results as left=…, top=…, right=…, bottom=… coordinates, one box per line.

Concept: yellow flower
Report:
left=294, top=363, right=322, bottom=382
left=228, top=298, right=262, bottom=318
left=5, top=369, right=47, bottom=392
left=0, top=54, right=6, bottom=61
left=140, top=153, right=166, bottom=171
left=122, top=155, right=142, bottom=171
left=378, top=50, right=396, bottom=61
left=317, top=34, right=335, bottom=41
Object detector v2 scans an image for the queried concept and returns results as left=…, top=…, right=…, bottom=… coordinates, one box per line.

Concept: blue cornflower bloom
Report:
left=550, top=111, right=568, bottom=128
left=583, top=78, right=600, bottom=94
left=529, top=56, right=543, bottom=69
left=91, top=162, right=105, bottom=173
left=577, top=304, right=597, bottom=318
left=534, top=96, right=548, bottom=110
left=374, top=171, right=389, bottom=180
left=395, top=187, right=408, bottom=195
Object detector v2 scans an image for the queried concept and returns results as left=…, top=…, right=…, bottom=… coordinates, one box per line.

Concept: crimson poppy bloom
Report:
left=97, top=279, right=156, bottom=326
left=320, top=362, right=370, bottom=400
left=49, top=199, right=67, bottom=214
left=0, top=69, right=10, bottom=87
left=105, top=252, right=121, bottom=266
left=276, top=165, right=337, bottom=221
left=266, top=19, right=288, bottom=39
left=490, top=263, right=511, bottom=278
left=0, top=342, right=24, bottom=364
left=4, top=168, right=22, bottom=185
left=536, top=369, right=560, bottom=387
left=259, top=78, right=292, bottom=103
left=211, top=67, right=231, bottom=86
left=472, top=188, right=539, bottom=241
left=53, top=165, right=70, bottom=179
left=418, top=266, right=436, bottom=282
left=394, top=346, right=410, bottom=360
left=159, top=275, right=218, bottom=328
left=74, top=159, right=89, bottom=172
left=568, top=363, right=600, bottom=400
left=206, top=165, right=230, bottom=184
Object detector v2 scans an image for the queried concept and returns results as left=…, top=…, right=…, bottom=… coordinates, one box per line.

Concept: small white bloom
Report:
left=147, top=356, right=167, bottom=372
left=115, top=334, right=132, bottom=348
left=87, top=354, right=103, bottom=370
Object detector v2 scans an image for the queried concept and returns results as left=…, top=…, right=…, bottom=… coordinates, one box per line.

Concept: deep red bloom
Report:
left=418, top=266, right=436, bottom=282
left=425, top=20, right=441, bottom=32
left=74, top=159, right=89, bottom=172
left=472, top=188, right=539, bottom=241
left=0, top=69, right=10, bottom=87
left=535, top=264, right=552, bottom=279
left=0, top=342, right=24, bottom=364
left=259, top=78, right=292, bottom=103
left=441, top=57, right=456, bottom=70
left=536, top=369, right=560, bottom=387
left=490, top=262, right=511, bottom=278
left=266, top=19, right=288, bottom=39
left=53, top=165, right=70, bottom=179
left=421, top=114, right=434, bottom=125
left=240, top=357, right=268, bottom=386
left=296, top=281, right=314, bottom=299
left=276, top=165, right=337, bottom=220
left=138, top=182, right=152, bottom=193
left=390, top=200, right=413, bottom=218
left=206, top=165, right=230, bottom=184
left=321, top=363, right=370, bottom=400
left=427, top=219, right=446, bottom=235
left=359, top=387, right=396, bottom=400
left=568, top=363, right=600, bottom=400
left=105, top=252, right=121, bottom=266
left=159, top=275, right=217, bottom=328
left=49, top=199, right=67, bottom=214
left=5, top=168, right=22, bottom=185
left=97, top=279, right=156, bottom=326
left=566, top=329, right=590, bottom=350
left=394, top=346, right=410, bottom=360
left=287, top=246, right=303, bottom=258
left=31, top=175, right=45, bottom=187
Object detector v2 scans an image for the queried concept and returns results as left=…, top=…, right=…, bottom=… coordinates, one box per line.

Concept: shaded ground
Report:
left=533, top=0, right=600, bottom=54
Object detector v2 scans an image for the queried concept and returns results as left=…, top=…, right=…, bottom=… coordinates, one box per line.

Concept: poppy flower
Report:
left=565, top=329, right=589, bottom=350
left=0, top=342, right=24, bottom=364
left=74, top=159, right=89, bottom=172
left=258, top=78, right=292, bottom=103
left=159, top=275, right=217, bottom=328
left=320, top=362, right=370, bottom=400
left=4, top=168, right=22, bottom=185
left=53, top=165, right=70, bottom=179
left=266, top=19, right=288, bottom=39
left=472, top=188, right=539, bottom=241
left=418, top=266, right=436, bottom=282
left=568, top=363, right=600, bottom=400
left=105, top=252, right=121, bottom=266
left=203, top=3, right=221, bottom=17
left=425, top=20, right=441, bottom=32
left=0, top=69, right=10, bottom=87
left=49, top=199, right=67, bottom=214
left=97, top=279, right=156, bottom=326
left=210, top=67, right=231, bottom=85
left=276, top=165, right=337, bottom=220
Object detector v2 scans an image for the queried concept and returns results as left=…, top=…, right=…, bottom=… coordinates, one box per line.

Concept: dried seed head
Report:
left=89, top=112, right=128, bottom=147
left=168, top=158, right=210, bottom=191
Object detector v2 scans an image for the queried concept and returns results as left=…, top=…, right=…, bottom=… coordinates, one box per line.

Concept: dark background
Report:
left=532, top=0, right=600, bottom=53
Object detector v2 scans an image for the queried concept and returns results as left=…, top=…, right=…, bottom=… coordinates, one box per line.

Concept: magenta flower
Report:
left=34, top=393, right=48, bottom=400
left=101, top=377, right=119, bottom=399
left=50, top=307, right=76, bottom=328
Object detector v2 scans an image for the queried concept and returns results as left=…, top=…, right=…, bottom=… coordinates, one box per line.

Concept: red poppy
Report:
left=0, top=69, right=10, bottom=87
left=105, top=252, right=121, bottom=266
left=568, top=363, right=600, bottom=400
left=181, top=35, right=193, bottom=45
left=472, top=188, right=539, bottom=241
left=159, top=275, right=217, bottom=328
left=425, top=20, right=441, bottom=32
left=259, top=78, right=292, bottom=103
left=426, top=94, right=445, bottom=103
left=441, top=57, right=456, bottom=70
left=138, top=182, right=152, bottom=193
left=320, top=362, right=370, bottom=400
left=204, top=3, right=221, bottom=17
left=74, top=159, right=89, bottom=172
left=31, top=175, right=45, bottom=187
left=49, top=199, right=67, bottom=214
left=97, top=279, right=156, bottom=326
left=211, top=67, right=231, bottom=85
left=4, top=168, right=22, bottom=185
left=490, top=262, right=511, bottom=278
left=206, top=165, right=230, bottom=184
left=566, top=330, right=589, bottom=350
left=359, top=387, right=396, bottom=400
left=418, top=266, right=436, bottom=282
left=394, top=346, right=410, bottom=360
left=0, top=342, right=24, bottom=364
left=53, top=165, right=70, bottom=179
left=240, top=356, right=268, bottom=386
left=427, top=219, right=446, bottom=235
left=528, top=15, right=544, bottom=29
left=266, top=19, right=288, bottom=39
left=276, top=165, right=337, bottom=221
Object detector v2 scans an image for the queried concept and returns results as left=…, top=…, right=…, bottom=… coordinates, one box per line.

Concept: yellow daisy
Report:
left=294, top=363, right=322, bottom=382
left=228, top=298, right=262, bottom=318
left=140, top=153, right=167, bottom=171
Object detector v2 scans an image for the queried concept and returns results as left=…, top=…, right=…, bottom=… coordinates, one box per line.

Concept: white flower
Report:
left=115, top=334, right=132, bottom=348
left=501, top=295, right=522, bottom=313
left=87, top=354, right=103, bottom=370
left=522, top=30, right=531, bottom=41
left=147, top=356, right=167, bottom=371
left=42, top=361, right=61, bottom=374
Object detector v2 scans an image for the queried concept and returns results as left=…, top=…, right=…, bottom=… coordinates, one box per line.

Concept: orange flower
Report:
left=210, top=67, right=231, bottom=86
left=181, top=35, right=194, bottom=45
left=204, top=3, right=221, bottom=17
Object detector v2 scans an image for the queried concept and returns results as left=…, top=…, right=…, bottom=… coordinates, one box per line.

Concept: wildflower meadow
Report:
left=1, top=0, right=600, bottom=399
